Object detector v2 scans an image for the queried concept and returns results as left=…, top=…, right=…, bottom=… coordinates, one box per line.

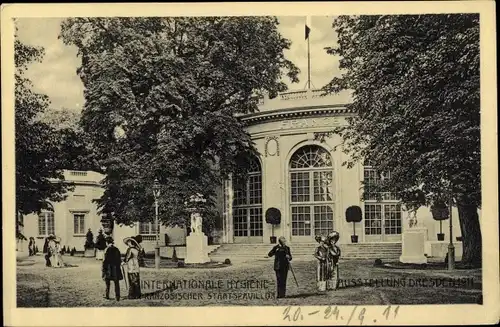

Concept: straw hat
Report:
left=328, top=231, right=340, bottom=243
left=123, top=237, right=140, bottom=249
left=55, top=236, right=62, bottom=243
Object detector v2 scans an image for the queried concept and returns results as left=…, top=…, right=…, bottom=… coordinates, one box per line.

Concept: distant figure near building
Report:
left=28, top=237, right=36, bottom=256
left=268, top=236, right=292, bottom=299
left=314, top=235, right=329, bottom=292
left=52, top=237, right=65, bottom=268
left=43, top=236, right=52, bottom=267
left=48, top=235, right=57, bottom=267
left=326, top=232, right=341, bottom=290
left=95, top=229, right=106, bottom=261
left=102, top=237, right=123, bottom=301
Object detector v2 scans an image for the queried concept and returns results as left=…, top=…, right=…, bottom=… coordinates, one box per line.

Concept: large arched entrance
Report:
left=289, top=145, right=335, bottom=242
left=232, top=156, right=263, bottom=243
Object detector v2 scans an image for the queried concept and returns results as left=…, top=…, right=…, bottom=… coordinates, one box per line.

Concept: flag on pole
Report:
left=305, top=16, right=311, bottom=40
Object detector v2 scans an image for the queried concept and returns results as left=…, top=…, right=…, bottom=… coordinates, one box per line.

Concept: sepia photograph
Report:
left=2, top=2, right=498, bottom=326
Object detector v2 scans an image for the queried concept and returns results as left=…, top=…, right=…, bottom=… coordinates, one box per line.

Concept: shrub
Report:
left=374, top=258, right=383, bottom=267
left=70, top=247, right=76, bottom=256
left=177, top=261, right=185, bottom=268
left=224, top=258, right=231, bottom=265
left=84, top=230, right=95, bottom=249
left=265, top=208, right=281, bottom=239
left=346, top=206, right=363, bottom=237
left=430, top=201, right=449, bottom=220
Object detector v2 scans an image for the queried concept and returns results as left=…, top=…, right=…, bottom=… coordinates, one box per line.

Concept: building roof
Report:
left=241, top=88, right=354, bottom=125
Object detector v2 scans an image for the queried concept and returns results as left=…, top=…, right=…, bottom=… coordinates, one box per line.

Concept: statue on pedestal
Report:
left=184, top=193, right=210, bottom=264
left=185, top=193, right=206, bottom=235
left=190, top=212, right=203, bottom=234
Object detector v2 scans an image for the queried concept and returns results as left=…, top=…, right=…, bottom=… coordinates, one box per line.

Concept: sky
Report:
left=15, top=16, right=341, bottom=112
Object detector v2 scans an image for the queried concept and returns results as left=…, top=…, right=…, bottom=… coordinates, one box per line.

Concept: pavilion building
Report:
left=20, top=89, right=466, bottom=259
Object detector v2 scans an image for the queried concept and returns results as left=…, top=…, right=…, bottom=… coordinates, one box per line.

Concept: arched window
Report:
left=289, top=145, right=334, bottom=239
left=232, top=156, right=263, bottom=241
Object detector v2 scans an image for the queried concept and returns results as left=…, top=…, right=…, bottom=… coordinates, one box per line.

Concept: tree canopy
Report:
left=15, top=34, right=72, bottom=238
left=320, top=14, right=481, bottom=266
left=37, top=108, right=102, bottom=172
left=59, top=17, right=299, bottom=229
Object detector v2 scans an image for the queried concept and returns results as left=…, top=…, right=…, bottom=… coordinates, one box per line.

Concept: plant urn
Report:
left=351, top=235, right=359, bottom=243
left=437, top=233, right=445, bottom=241
left=270, top=236, right=277, bottom=244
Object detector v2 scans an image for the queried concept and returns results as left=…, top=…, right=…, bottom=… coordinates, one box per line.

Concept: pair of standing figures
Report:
left=43, top=235, right=65, bottom=268
left=268, top=233, right=341, bottom=299
left=101, top=236, right=142, bottom=301
left=314, top=232, right=341, bottom=291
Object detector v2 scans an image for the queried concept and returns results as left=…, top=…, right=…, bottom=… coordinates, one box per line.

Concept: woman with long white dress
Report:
left=314, top=235, right=329, bottom=292
left=48, top=237, right=59, bottom=267
left=123, top=237, right=142, bottom=299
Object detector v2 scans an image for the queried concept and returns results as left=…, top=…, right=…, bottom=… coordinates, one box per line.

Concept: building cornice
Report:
left=240, top=104, right=355, bottom=126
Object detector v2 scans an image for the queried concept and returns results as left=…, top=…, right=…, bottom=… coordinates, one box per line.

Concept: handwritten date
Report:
left=283, top=305, right=400, bottom=324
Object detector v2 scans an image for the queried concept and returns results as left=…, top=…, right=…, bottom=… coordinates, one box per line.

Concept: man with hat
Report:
left=268, top=236, right=293, bottom=299
left=102, top=236, right=123, bottom=301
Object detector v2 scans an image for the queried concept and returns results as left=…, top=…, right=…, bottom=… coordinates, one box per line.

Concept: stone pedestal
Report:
left=185, top=233, right=210, bottom=264
left=399, top=227, right=428, bottom=264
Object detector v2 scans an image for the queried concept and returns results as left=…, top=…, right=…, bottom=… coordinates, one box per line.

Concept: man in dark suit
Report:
left=102, top=236, right=123, bottom=301
left=268, top=236, right=292, bottom=299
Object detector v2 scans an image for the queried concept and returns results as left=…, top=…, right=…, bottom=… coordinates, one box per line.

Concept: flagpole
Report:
left=307, top=34, right=311, bottom=90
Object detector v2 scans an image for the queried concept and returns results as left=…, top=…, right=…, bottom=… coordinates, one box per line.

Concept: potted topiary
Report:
left=431, top=201, right=449, bottom=241
left=84, top=229, right=96, bottom=257
left=265, top=208, right=281, bottom=244
left=345, top=205, right=363, bottom=243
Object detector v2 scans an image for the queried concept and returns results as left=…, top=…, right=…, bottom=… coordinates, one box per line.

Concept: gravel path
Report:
left=17, top=254, right=482, bottom=307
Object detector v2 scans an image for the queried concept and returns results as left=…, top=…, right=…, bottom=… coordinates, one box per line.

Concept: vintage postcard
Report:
left=2, top=1, right=499, bottom=326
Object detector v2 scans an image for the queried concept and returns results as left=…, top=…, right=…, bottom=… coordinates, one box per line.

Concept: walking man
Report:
left=268, top=236, right=292, bottom=299
left=102, top=236, right=123, bottom=301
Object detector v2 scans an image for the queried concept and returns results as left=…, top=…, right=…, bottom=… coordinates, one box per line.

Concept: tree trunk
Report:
left=457, top=202, right=482, bottom=268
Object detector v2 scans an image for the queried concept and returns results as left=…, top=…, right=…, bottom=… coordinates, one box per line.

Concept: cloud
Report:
left=277, top=15, right=340, bottom=90
left=14, top=16, right=342, bottom=111
left=16, top=18, right=84, bottom=111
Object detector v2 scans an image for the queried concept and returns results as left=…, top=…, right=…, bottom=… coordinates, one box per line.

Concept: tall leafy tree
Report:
left=37, top=108, right=102, bottom=172
left=15, top=35, right=72, bottom=238
left=59, top=17, right=299, bottom=230
left=320, top=14, right=481, bottom=267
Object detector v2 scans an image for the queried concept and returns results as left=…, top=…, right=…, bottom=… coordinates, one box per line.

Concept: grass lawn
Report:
left=17, top=254, right=482, bottom=307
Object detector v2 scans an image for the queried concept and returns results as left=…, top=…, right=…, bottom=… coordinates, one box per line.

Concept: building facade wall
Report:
left=20, top=90, right=471, bottom=253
